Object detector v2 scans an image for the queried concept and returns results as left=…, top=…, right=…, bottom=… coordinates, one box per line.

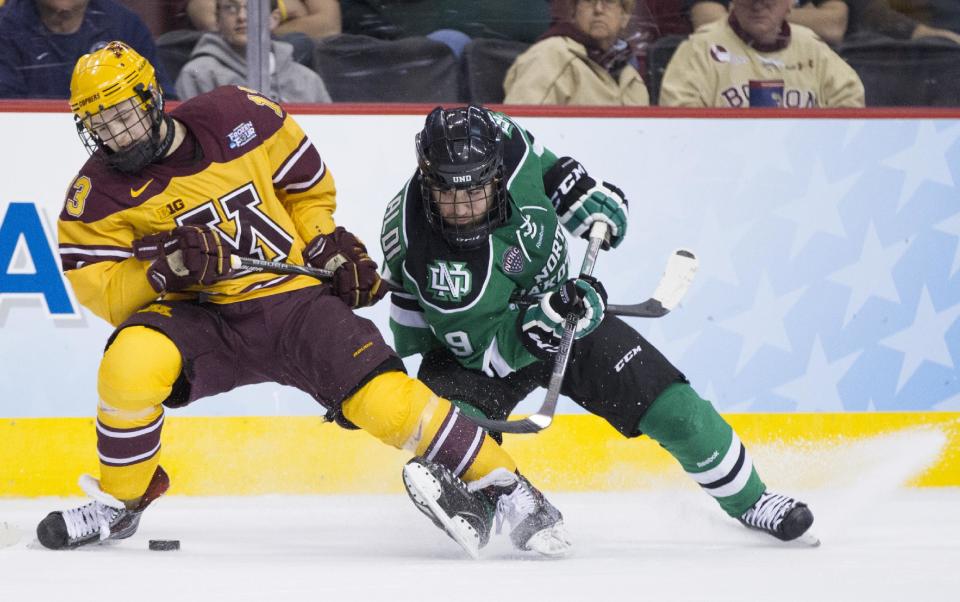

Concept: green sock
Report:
left=449, top=398, right=489, bottom=421
left=637, top=383, right=765, bottom=517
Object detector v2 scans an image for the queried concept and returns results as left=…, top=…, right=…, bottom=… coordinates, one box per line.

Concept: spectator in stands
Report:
left=114, top=0, right=191, bottom=37
left=687, top=0, right=848, bottom=45
left=188, top=0, right=339, bottom=38
left=899, top=0, right=960, bottom=34
left=340, top=0, right=551, bottom=46
left=176, top=0, right=330, bottom=102
left=846, top=0, right=960, bottom=44
left=687, top=0, right=960, bottom=46
left=660, top=0, right=864, bottom=107
left=549, top=0, right=692, bottom=79
left=0, top=0, right=175, bottom=99
left=503, top=0, right=650, bottom=105
left=187, top=0, right=327, bottom=65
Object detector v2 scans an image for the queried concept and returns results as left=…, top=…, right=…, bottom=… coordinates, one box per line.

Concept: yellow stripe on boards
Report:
left=1, top=413, right=958, bottom=496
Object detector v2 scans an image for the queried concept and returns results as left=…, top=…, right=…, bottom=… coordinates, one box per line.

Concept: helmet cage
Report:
left=75, top=82, right=166, bottom=174
left=416, top=106, right=508, bottom=249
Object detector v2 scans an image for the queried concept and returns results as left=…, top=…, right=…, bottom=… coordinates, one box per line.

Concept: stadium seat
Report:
left=155, top=29, right=204, bottom=91
left=311, top=34, right=460, bottom=103
left=645, top=34, right=687, bottom=106
left=461, top=38, right=530, bottom=104
left=115, top=0, right=191, bottom=37
left=839, top=36, right=960, bottom=106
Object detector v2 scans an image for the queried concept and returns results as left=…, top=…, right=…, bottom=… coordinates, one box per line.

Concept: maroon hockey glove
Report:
left=133, top=225, right=232, bottom=294
left=303, top=227, right=386, bottom=308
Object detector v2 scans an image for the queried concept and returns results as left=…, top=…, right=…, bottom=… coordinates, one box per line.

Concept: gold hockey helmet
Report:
left=69, top=41, right=171, bottom=173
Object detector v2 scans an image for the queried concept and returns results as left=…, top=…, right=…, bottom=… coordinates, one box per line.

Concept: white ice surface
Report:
left=2, top=429, right=958, bottom=602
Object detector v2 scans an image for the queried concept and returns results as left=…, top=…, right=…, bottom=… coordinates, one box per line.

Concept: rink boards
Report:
left=1, top=412, right=957, bottom=496
left=1, top=106, right=959, bottom=497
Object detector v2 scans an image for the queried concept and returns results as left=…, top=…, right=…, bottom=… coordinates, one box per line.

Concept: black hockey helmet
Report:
left=415, top=105, right=508, bottom=249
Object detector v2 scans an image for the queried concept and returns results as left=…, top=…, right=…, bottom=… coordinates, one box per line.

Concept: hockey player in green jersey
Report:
left=380, top=105, right=817, bottom=547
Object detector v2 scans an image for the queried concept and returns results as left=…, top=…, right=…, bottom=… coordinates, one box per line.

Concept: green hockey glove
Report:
left=519, top=277, right=607, bottom=357
left=543, top=157, right=628, bottom=249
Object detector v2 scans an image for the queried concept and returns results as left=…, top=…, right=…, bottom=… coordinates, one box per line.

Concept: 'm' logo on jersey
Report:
left=176, top=182, right=293, bottom=267
left=427, top=260, right=472, bottom=302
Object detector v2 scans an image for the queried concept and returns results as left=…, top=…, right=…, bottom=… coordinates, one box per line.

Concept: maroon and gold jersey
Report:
left=58, top=85, right=337, bottom=326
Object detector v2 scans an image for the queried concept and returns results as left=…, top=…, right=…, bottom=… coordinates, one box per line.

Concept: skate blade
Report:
left=524, top=522, right=573, bottom=558
left=403, top=463, right=481, bottom=560
left=0, top=522, right=26, bottom=549
left=790, top=531, right=821, bottom=547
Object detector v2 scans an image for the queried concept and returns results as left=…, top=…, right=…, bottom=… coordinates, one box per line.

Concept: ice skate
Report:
left=36, top=465, right=169, bottom=550
left=402, top=457, right=494, bottom=559
left=470, top=468, right=572, bottom=557
left=739, top=490, right=819, bottom=546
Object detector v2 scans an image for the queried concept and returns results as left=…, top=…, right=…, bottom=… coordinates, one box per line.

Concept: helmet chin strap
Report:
left=107, top=114, right=175, bottom=174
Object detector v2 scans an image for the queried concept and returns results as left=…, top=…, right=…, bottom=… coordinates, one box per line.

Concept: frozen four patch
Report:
left=227, top=121, right=257, bottom=149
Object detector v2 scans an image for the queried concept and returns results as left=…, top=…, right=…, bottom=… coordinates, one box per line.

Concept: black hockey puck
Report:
left=148, top=539, right=180, bottom=551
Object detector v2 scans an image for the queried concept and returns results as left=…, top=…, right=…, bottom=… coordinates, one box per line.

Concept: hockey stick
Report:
left=606, top=248, right=698, bottom=317
left=231, top=239, right=696, bottom=435
left=467, top=245, right=698, bottom=435
left=469, top=222, right=609, bottom=435
left=229, top=255, right=335, bottom=279
left=230, top=249, right=698, bottom=319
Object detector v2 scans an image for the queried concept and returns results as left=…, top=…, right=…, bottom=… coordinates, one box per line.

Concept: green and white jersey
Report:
left=380, top=114, right=569, bottom=377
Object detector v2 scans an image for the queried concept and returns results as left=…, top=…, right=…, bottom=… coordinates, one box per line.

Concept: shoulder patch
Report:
left=502, top=246, right=525, bottom=274
left=227, top=121, right=257, bottom=149
left=709, top=44, right=729, bottom=63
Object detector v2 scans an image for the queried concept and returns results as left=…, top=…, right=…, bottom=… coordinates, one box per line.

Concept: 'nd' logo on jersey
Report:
left=427, top=261, right=472, bottom=302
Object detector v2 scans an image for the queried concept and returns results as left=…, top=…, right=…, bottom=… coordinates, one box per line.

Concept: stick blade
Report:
left=652, top=248, right=698, bottom=311
left=471, top=414, right=548, bottom=435
left=607, top=299, right=668, bottom=318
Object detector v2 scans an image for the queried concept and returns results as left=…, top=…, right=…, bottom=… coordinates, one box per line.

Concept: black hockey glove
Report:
left=543, top=157, right=628, bottom=249
left=518, top=276, right=607, bottom=358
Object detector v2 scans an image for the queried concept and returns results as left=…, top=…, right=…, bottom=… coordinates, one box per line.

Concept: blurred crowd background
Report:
left=1, top=0, right=958, bottom=107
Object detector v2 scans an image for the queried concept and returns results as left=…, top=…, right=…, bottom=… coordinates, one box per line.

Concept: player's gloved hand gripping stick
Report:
left=489, top=221, right=610, bottom=434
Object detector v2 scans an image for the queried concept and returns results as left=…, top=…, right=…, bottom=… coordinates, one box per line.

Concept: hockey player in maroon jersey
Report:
left=38, top=41, right=569, bottom=559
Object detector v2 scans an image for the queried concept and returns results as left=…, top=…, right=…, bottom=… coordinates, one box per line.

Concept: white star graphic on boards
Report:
left=932, top=393, right=960, bottom=411
left=775, top=336, right=860, bottom=412
left=933, top=212, right=960, bottom=278
left=827, top=223, right=907, bottom=326
left=840, top=120, right=868, bottom=150
left=735, top=123, right=796, bottom=183
left=774, top=159, right=859, bottom=259
left=720, top=273, right=805, bottom=373
left=880, top=286, right=960, bottom=392
left=695, top=204, right=753, bottom=286
left=635, top=318, right=699, bottom=361
left=882, top=122, right=960, bottom=212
